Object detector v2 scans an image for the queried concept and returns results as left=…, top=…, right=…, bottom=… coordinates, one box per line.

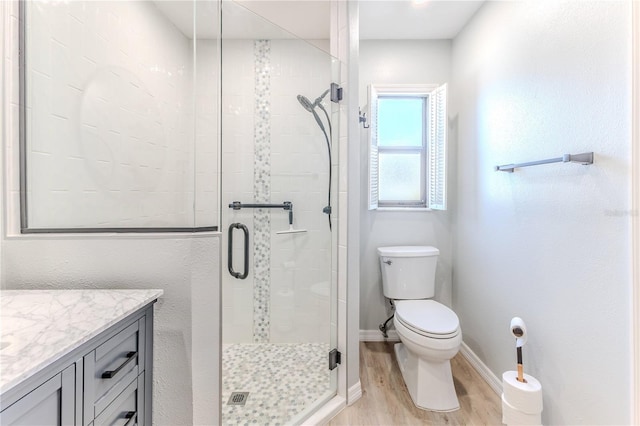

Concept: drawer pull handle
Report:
left=101, top=351, right=137, bottom=379
left=123, top=411, right=137, bottom=426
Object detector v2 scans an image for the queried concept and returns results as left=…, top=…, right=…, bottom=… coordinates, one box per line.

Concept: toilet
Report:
left=378, top=246, right=461, bottom=412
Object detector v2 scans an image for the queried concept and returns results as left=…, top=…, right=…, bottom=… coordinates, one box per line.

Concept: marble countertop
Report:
left=0, top=289, right=163, bottom=396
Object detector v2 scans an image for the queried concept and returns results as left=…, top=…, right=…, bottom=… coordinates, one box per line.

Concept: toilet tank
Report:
left=378, top=246, right=440, bottom=300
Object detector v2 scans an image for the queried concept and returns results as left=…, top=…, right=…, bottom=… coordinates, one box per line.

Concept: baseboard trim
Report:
left=360, top=329, right=400, bottom=341
left=347, top=380, right=362, bottom=405
left=459, top=341, right=502, bottom=396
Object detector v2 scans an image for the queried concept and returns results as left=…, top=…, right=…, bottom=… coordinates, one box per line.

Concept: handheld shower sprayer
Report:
left=510, top=317, right=528, bottom=383
left=297, top=89, right=330, bottom=111
left=297, top=95, right=326, bottom=132
left=296, top=94, right=314, bottom=112
left=296, top=88, right=333, bottom=230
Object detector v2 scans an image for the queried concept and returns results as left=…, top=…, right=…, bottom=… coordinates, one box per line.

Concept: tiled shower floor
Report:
left=222, top=342, right=330, bottom=425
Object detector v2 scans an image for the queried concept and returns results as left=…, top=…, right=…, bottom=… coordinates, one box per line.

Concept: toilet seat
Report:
left=395, top=300, right=460, bottom=339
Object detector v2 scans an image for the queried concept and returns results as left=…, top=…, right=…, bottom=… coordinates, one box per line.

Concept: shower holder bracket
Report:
left=331, top=83, right=343, bottom=103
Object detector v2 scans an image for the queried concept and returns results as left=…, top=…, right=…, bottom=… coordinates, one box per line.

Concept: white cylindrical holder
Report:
left=502, top=371, right=542, bottom=425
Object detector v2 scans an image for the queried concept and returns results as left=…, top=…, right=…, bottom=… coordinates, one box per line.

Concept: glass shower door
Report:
left=220, top=2, right=339, bottom=424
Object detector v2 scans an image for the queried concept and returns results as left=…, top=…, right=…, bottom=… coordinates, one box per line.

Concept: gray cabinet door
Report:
left=0, top=365, right=75, bottom=426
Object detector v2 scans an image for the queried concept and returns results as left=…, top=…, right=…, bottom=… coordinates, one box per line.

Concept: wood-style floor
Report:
left=328, top=341, right=502, bottom=425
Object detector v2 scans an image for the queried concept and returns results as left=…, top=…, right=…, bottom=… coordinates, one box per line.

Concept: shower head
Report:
left=297, top=94, right=326, bottom=133
left=297, top=95, right=315, bottom=112
left=298, top=88, right=330, bottom=112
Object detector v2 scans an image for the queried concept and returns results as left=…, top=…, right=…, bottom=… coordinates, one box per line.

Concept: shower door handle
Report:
left=228, top=223, right=249, bottom=279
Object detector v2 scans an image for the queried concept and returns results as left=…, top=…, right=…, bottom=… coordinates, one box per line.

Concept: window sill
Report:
left=375, top=207, right=433, bottom=212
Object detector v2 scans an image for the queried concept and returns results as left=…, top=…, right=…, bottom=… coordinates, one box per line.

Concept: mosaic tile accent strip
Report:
left=222, top=343, right=330, bottom=425
left=253, top=40, right=272, bottom=343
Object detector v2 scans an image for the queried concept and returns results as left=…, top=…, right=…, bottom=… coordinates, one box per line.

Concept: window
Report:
left=368, top=84, right=447, bottom=210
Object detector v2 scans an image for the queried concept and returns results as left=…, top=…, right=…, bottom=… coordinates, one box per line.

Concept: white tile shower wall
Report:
left=25, top=1, right=195, bottom=228
left=269, top=39, right=332, bottom=343
left=194, top=39, right=220, bottom=227
left=222, top=40, right=256, bottom=344
left=221, top=39, right=332, bottom=344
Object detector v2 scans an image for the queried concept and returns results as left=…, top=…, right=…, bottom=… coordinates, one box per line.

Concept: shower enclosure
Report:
left=14, top=0, right=340, bottom=422
left=220, top=3, right=340, bottom=424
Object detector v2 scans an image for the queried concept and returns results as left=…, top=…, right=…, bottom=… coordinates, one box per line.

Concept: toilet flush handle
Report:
left=383, top=259, right=392, bottom=265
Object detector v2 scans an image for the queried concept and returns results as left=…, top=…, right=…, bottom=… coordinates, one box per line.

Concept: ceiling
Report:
left=360, top=1, right=484, bottom=40
left=154, top=1, right=483, bottom=41
left=233, top=0, right=330, bottom=40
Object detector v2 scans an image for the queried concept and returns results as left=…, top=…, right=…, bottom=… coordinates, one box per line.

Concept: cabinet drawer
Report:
left=94, top=373, right=144, bottom=426
left=84, top=317, right=146, bottom=422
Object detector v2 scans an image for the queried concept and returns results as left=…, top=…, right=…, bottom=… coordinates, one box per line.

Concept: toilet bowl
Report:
left=393, top=300, right=461, bottom=411
left=377, top=246, right=461, bottom=412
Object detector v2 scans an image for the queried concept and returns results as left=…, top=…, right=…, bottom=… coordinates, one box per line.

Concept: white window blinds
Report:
left=368, top=85, right=379, bottom=210
left=367, top=83, right=448, bottom=210
left=428, top=83, right=447, bottom=210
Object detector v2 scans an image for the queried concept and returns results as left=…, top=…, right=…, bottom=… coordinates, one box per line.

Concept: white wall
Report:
left=451, top=2, right=632, bottom=424
left=358, top=40, right=453, bottom=332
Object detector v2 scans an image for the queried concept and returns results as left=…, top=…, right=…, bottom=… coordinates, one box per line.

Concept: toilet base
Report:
left=394, top=342, right=460, bottom=412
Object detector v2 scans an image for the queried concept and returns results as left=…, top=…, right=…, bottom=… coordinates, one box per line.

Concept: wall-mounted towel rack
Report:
left=494, top=152, right=594, bottom=173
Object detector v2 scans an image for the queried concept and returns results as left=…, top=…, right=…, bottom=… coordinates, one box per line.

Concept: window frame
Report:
left=368, top=83, right=448, bottom=211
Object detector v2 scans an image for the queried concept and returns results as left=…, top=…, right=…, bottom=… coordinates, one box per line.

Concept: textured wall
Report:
left=451, top=2, right=632, bottom=424
left=358, top=40, right=453, bottom=332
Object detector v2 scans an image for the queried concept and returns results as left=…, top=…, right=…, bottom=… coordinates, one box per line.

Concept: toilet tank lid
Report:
left=377, top=246, right=439, bottom=257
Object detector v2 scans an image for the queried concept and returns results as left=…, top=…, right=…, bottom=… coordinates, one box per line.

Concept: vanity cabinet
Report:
left=0, top=303, right=155, bottom=426
left=0, top=366, right=76, bottom=426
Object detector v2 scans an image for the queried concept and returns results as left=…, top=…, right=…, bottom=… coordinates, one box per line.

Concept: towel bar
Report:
left=494, top=152, right=593, bottom=173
